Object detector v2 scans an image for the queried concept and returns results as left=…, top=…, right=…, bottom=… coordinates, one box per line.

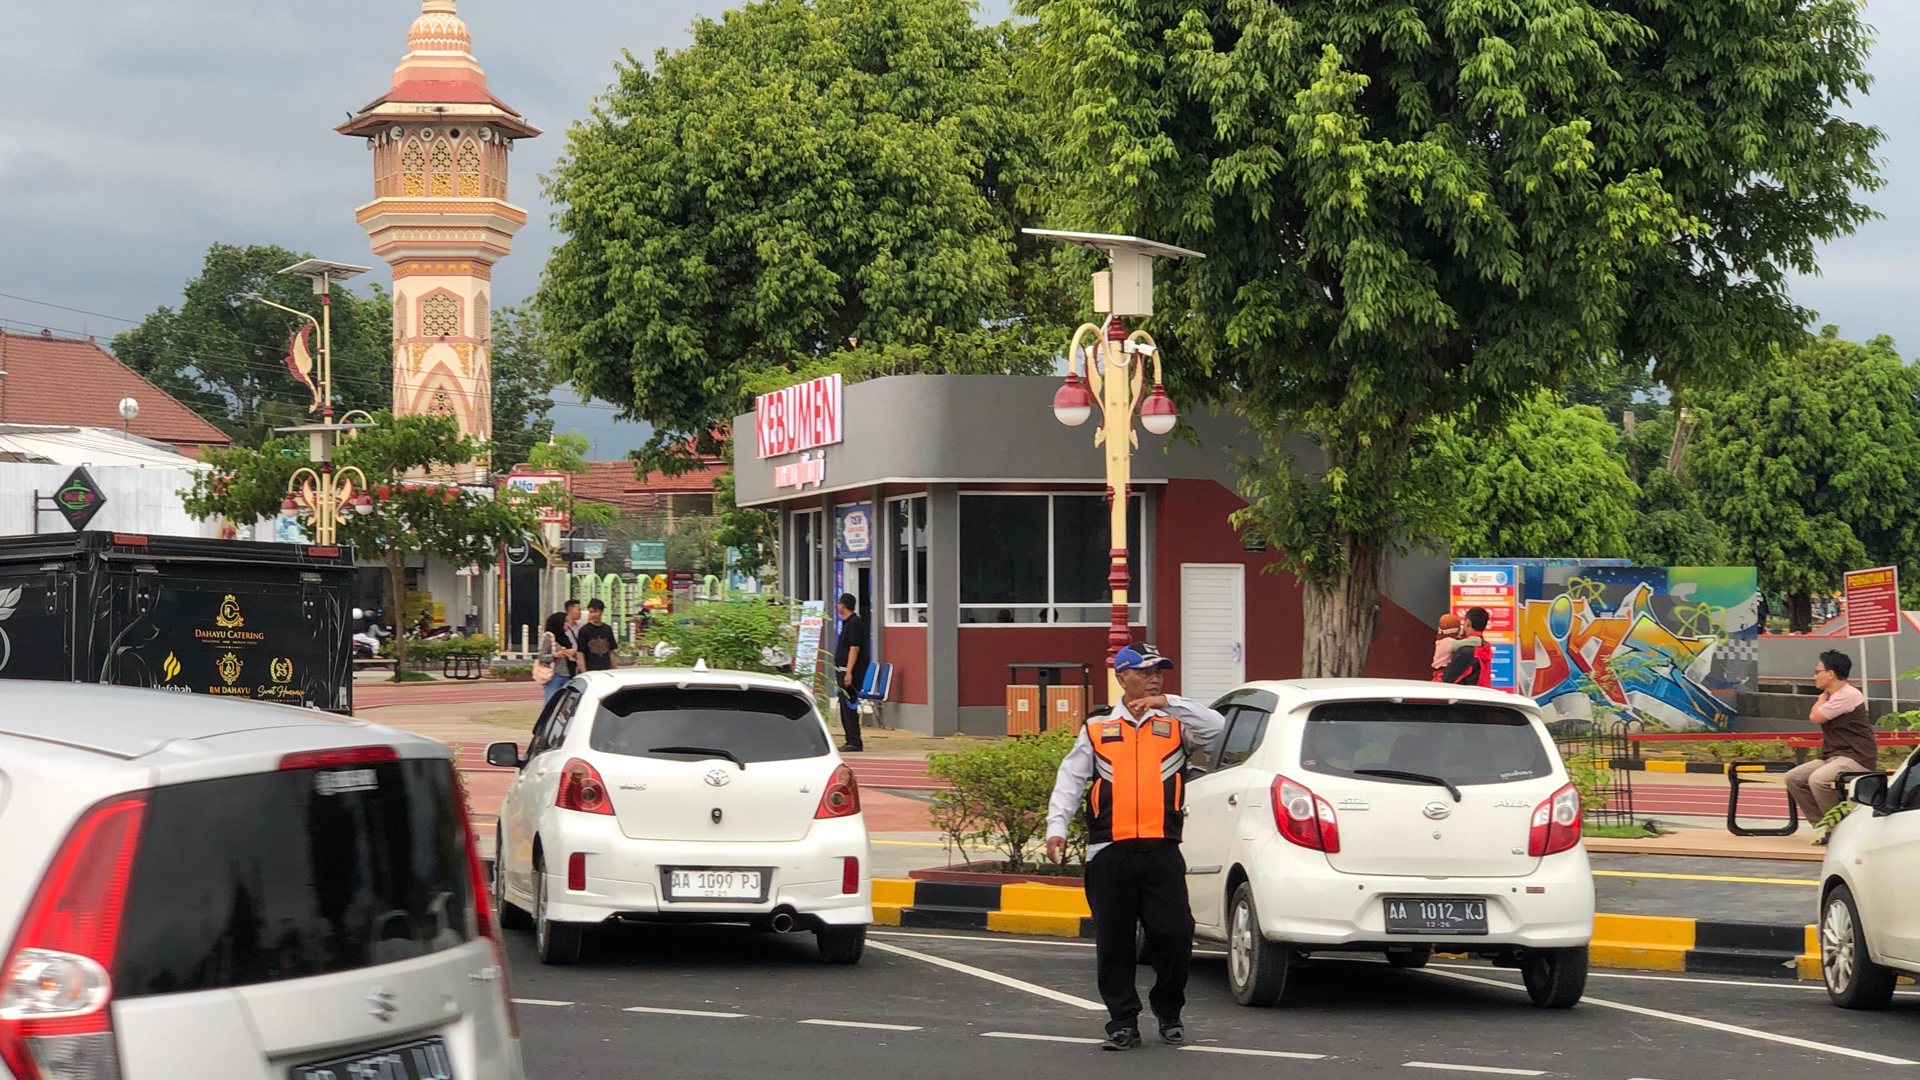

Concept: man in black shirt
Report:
left=576, top=598, right=618, bottom=672
left=832, top=592, right=869, bottom=752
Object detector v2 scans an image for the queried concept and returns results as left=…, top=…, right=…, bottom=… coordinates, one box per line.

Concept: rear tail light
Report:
left=568, top=853, right=587, bottom=892
left=1528, top=782, right=1582, bottom=857
left=841, top=856, right=860, bottom=895
left=1, top=791, right=148, bottom=1080
left=815, top=764, right=861, bottom=819
left=447, top=763, right=518, bottom=1040
left=1271, top=775, right=1340, bottom=853
left=555, top=759, right=614, bottom=815
left=279, top=745, right=399, bottom=771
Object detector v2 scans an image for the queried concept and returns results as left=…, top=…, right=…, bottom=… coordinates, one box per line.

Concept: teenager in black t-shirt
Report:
left=577, top=598, right=618, bottom=671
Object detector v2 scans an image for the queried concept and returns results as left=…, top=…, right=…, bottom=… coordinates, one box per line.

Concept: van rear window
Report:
left=114, top=759, right=472, bottom=998
left=591, top=687, right=830, bottom=764
left=1299, top=702, right=1553, bottom=787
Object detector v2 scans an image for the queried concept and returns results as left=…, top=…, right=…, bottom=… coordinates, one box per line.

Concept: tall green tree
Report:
left=536, top=0, right=1071, bottom=470
left=1688, top=327, right=1920, bottom=631
left=487, top=305, right=559, bottom=470
left=181, top=412, right=537, bottom=677
left=114, top=243, right=393, bottom=445
left=1025, top=0, right=1881, bottom=673
left=1439, top=394, right=1637, bottom=561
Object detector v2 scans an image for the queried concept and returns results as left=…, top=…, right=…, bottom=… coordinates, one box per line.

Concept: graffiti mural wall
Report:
left=1456, top=562, right=1760, bottom=731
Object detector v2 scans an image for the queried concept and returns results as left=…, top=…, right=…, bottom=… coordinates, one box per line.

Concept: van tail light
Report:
left=841, top=856, right=861, bottom=895
left=0, top=791, right=148, bottom=1080
left=1528, top=783, right=1583, bottom=857
left=1271, top=775, right=1340, bottom=853
left=279, top=745, right=398, bottom=771
left=815, top=764, right=861, bottom=819
left=555, top=759, right=614, bottom=815
left=447, top=763, right=518, bottom=1040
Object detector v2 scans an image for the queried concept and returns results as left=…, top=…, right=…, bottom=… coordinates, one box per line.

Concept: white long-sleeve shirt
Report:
left=1045, top=694, right=1228, bottom=863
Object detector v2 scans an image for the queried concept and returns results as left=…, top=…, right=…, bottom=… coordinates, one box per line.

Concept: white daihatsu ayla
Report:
left=488, top=668, right=872, bottom=965
left=1180, top=679, right=1595, bottom=1008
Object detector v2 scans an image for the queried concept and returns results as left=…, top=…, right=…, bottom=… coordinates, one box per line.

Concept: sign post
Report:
left=1844, top=566, right=1901, bottom=711
left=1449, top=565, right=1519, bottom=690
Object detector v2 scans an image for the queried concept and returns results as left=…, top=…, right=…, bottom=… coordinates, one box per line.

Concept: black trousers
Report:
left=837, top=686, right=864, bottom=750
left=1083, top=840, right=1192, bottom=1033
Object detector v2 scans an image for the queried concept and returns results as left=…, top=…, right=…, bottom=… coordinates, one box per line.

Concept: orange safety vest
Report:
left=1086, top=712, right=1188, bottom=844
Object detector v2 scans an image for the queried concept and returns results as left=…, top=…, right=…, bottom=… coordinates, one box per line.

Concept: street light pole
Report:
left=1026, top=230, right=1202, bottom=704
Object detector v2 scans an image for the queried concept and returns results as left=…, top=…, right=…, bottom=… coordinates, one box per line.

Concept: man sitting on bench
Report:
left=1785, top=650, right=1878, bottom=845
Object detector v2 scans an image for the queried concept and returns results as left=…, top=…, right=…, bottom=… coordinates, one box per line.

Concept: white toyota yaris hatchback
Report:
left=488, top=668, right=872, bottom=965
left=1181, top=679, right=1595, bottom=1008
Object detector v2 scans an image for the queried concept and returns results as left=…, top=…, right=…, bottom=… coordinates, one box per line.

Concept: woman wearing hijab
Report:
left=537, top=601, right=581, bottom=704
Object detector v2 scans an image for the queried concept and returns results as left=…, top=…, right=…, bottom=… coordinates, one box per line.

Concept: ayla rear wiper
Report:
left=650, top=745, right=747, bottom=770
left=1354, top=768, right=1461, bottom=802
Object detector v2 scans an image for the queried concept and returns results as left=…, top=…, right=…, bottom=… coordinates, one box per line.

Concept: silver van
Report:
left=0, top=683, right=521, bottom=1080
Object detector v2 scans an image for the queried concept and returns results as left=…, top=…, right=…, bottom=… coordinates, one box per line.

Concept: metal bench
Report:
left=1726, top=764, right=1886, bottom=836
left=443, top=652, right=484, bottom=680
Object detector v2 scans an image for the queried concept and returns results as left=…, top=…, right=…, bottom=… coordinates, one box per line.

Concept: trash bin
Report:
left=1007, top=663, right=1094, bottom=735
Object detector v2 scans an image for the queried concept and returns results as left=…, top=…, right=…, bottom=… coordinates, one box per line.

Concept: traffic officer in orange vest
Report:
left=1045, top=643, right=1226, bottom=1050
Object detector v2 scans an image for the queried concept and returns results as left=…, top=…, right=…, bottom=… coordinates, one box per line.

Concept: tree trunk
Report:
left=1789, top=592, right=1813, bottom=635
left=388, top=554, right=408, bottom=681
left=1299, top=533, right=1391, bottom=677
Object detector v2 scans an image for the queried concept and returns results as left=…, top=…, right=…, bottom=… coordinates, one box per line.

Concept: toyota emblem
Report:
left=1421, top=801, right=1452, bottom=820
left=704, top=769, right=731, bottom=788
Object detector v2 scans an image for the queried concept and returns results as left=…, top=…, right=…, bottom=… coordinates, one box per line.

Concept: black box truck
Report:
left=0, top=532, right=355, bottom=713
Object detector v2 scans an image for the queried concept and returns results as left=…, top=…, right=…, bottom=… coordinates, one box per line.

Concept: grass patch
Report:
left=472, top=706, right=543, bottom=730
left=388, top=669, right=436, bottom=683
left=1583, top=822, right=1666, bottom=839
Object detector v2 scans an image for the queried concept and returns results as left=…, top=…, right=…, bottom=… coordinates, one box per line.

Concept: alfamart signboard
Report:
left=755, top=373, right=843, bottom=459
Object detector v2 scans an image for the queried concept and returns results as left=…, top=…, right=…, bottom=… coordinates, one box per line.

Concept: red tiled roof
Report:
left=0, top=329, right=230, bottom=449
left=345, top=81, right=539, bottom=136
left=627, top=461, right=727, bottom=495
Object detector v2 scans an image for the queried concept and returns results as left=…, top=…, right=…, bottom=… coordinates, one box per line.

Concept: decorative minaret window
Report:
left=474, top=292, right=489, bottom=342
left=428, top=389, right=456, bottom=417
left=401, top=140, right=426, bottom=196
left=429, top=140, right=454, bottom=196
left=421, top=294, right=460, bottom=338
left=458, top=140, right=482, bottom=196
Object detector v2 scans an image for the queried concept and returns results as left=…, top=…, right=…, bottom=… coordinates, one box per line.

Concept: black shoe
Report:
left=1158, top=1020, right=1185, bottom=1046
left=1101, top=1028, right=1141, bottom=1052
left=839, top=743, right=863, bottom=753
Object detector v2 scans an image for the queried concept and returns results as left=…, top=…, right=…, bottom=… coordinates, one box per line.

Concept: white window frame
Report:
left=884, top=495, right=930, bottom=626
left=957, top=491, right=1147, bottom=627
left=787, top=508, right=824, bottom=601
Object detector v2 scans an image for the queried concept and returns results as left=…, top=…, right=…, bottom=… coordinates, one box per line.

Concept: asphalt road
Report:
left=1588, top=853, right=1820, bottom=923
left=502, top=923, right=1920, bottom=1080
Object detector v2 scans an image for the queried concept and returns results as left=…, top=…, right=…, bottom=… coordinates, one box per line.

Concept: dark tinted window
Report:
left=116, top=759, right=471, bottom=998
left=1217, top=709, right=1270, bottom=770
left=960, top=496, right=1047, bottom=604
left=591, top=687, right=830, bottom=763
left=1299, top=702, right=1553, bottom=787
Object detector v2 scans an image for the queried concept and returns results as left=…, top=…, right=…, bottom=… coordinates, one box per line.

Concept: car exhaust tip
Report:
left=770, top=910, right=797, bottom=933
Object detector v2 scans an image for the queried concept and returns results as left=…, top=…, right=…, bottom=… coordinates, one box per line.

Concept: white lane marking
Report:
left=799, top=1019, right=924, bottom=1031
left=868, top=940, right=1106, bottom=1011
left=510, top=998, right=573, bottom=1007
left=1430, top=962, right=1920, bottom=998
left=1182, top=1046, right=1327, bottom=1060
left=981, top=1031, right=1106, bottom=1045
left=872, top=929, right=1228, bottom=958
left=622, top=1006, right=747, bottom=1018
left=1418, top=967, right=1919, bottom=1067
left=1403, top=1064, right=1544, bottom=1076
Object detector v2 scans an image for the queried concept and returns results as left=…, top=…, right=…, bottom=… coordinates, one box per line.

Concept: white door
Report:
left=1180, top=564, right=1245, bottom=703
left=1858, top=761, right=1920, bottom=962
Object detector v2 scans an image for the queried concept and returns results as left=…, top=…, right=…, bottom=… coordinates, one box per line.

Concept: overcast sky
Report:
left=0, top=0, right=1910, bottom=456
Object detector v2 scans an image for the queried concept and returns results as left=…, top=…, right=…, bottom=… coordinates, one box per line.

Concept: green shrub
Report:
left=1563, top=756, right=1610, bottom=814
left=650, top=599, right=793, bottom=674
left=495, top=664, right=532, bottom=680
left=382, top=634, right=498, bottom=665
left=926, top=730, right=1083, bottom=872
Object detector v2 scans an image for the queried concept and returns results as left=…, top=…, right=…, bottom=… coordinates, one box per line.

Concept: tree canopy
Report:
left=114, top=243, right=393, bottom=446
left=1440, top=393, right=1637, bottom=561
left=1024, top=0, right=1882, bottom=673
left=536, top=0, right=1071, bottom=469
left=1688, top=327, right=1920, bottom=629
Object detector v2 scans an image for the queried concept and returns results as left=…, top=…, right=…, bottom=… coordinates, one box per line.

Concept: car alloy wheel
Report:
left=534, top=858, right=582, bottom=965
left=1229, top=900, right=1255, bottom=988
left=1822, top=895, right=1856, bottom=995
left=1225, top=882, right=1287, bottom=1006
left=493, top=829, right=531, bottom=931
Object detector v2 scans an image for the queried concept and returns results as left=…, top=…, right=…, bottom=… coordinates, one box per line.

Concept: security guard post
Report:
left=1045, top=644, right=1226, bottom=1050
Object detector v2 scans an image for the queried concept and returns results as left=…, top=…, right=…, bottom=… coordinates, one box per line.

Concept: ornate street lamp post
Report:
left=244, top=259, right=376, bottom=546
left=1024, top=230, right=1204, bottom=703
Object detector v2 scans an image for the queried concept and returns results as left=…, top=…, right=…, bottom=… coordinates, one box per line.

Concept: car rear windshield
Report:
left=1299, top=702, right=1554, bottom=787
left=590, top=687, right=830, bottom=764
left=114, top=758, right=472, bottom=999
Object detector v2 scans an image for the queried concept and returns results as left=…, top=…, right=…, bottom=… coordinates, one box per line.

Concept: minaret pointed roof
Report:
left=337, top=0, right=539, bottom=139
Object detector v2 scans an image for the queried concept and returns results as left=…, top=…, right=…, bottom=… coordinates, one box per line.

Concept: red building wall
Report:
left=883, top=625, right=928, bottom=705
left=956, top=626, right=1123, bottom=708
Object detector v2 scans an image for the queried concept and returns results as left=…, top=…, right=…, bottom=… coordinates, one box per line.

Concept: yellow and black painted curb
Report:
left=872, top=879, right=1823, bottom=981
left=1607, top=758, right=1795, bottom=774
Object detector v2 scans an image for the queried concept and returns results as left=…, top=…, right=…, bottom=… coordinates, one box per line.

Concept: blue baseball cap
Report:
left=1113, top=643, right=1174, bottom=673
